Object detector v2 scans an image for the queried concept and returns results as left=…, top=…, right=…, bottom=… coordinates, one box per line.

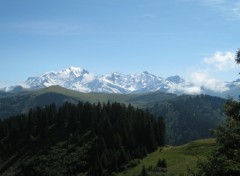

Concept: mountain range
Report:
left=1, top=66, right=240, bottom=99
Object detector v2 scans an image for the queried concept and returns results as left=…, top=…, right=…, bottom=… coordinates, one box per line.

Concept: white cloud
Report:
left=189, top=71, right=229, bottom=92
left=169, top=84, right=202, bottom=95
left=168, top=49, right=235, bottom=95
left=184, top=86, right=202, bottom=94
left=169, top=70, right=229, bottom=95
left=203, top=51, right=236, bottom=71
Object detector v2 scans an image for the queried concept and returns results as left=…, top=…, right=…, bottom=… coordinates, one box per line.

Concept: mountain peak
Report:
left=166, top=75, right=185, bottom=84
left=17, top=68, right=183, bottom=94
left=63, top=67, right=89, bottom=76
left=110, top=72, right=123, bottom=76
left=66, top=66, right=82, bottom=72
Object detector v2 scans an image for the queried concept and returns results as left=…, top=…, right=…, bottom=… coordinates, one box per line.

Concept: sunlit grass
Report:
left=118, top=138, right=216, bottom=176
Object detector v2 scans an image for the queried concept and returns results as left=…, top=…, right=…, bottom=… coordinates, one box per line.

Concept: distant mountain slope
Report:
left=149, top=95, right=226, bottom=144
left=0, top=86, right=174, bottom=119
left=0, top=86, right=226, bottom=145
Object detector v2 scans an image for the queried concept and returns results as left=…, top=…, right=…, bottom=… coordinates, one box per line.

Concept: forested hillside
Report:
left=149, top=95, right=226, bottom=145
left=0, top=101, right=165, bottom=176
left=0, top=86, right=226, bottom=145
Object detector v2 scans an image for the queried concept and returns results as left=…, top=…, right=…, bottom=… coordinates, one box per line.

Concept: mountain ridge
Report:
left=2, top=66, right=240, bottom=99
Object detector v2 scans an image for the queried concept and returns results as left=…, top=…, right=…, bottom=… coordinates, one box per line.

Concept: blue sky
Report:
left=0, top=0, right=240, bottom=86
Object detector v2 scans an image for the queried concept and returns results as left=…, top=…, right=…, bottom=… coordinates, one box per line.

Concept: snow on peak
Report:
left=68, top=66, right=81, bottom=71
left=5, top=66, right=240, bottom=99
left=17, top=66, right=234, bottom=95
left=166, top=75, right=185, bottom=84
left=19, top=67, right=189, bottom=94
left=23, top=66, right=92, bottom=90
left=61, top=66, right=89, bottom=78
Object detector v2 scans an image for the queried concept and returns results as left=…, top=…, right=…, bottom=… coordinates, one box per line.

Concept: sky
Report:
left=0, top=0, right=240, bottom=87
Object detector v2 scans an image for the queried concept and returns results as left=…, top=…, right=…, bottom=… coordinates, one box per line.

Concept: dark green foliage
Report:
left=236, top=48, right=240, bottom=64
left=157, top=158, right=167, bottom=168
left=138, top=165, right=148, bottom=176
left=0, top=101, right=165, bottom=175
left=189, top=100, right=240, bottom=176
left=125, top=159, right=141, bottom=169
left=150, top=95, right=226, bottom=145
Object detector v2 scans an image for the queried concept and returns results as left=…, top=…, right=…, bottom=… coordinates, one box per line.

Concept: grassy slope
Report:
left=33, top=86, right=136, bottom=103
left=118, top=138, right=216, bottom=176
left=0, top=86, right=177, bottom=119
left=33, top=86, right=176, bottom=106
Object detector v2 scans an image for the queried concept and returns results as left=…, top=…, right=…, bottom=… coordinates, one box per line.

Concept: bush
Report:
left=157, top=158, right=167, bottom=168
left=126, top=159, right=141, bottom=168
left=138, top=165, right=148, bottom=176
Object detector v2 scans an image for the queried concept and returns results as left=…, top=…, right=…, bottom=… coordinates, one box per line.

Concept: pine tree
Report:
left=157, top=116, right=165, bottom=146
left=157, top=158, right=167, bottom=168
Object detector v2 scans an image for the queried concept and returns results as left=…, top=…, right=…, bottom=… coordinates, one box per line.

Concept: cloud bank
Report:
left=189, top=71, right=229, bottom=92
left=169, top=51, right=235, bottom=95
left=203, top=51, right=235, bottom=71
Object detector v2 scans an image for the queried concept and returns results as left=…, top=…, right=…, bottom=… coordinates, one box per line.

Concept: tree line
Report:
left=0, top=101, right=165, bottom=176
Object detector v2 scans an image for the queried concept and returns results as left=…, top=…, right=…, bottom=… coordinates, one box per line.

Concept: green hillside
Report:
left=149, top=95, right=225, bottom=145
left=0, top=86, right=178, bottom=119
left=117, top=138, right=216, bottom=176
left=0, top=86, right=136, bottom=117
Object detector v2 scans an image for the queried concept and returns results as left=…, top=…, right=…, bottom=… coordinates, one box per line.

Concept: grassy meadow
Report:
left=118, top=138, right=216, bottom=176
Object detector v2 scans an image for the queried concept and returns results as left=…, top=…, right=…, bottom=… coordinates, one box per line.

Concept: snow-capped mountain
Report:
left=99, top=71, right=169, bottom=93
left=17, top=67, right=182, bottom=94
left=2, top=66, right=240, bottom=99
left=25, top=67, right=91, bottom=89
